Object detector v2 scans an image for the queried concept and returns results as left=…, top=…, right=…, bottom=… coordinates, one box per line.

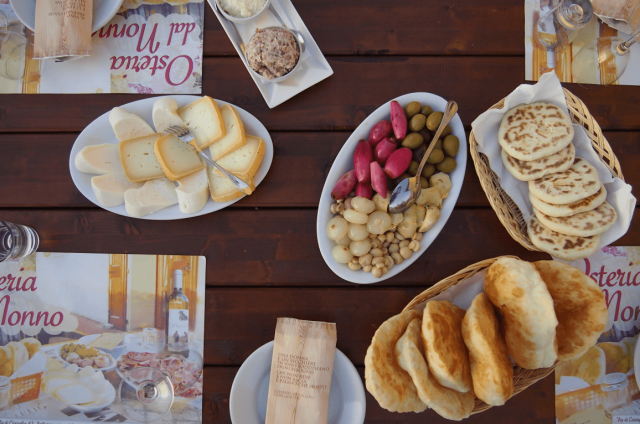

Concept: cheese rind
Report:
left=119, top=134, right=165, bottom=182
left=124, top=178, right=179, bottom=217
left=176, top=167, right=209, bottom=214
left=154, top=134, right=205, bottom=181
left=152, top=97, right=183, bottom=133
left=178, top=96, right=225, bottom=149
left=212, top=134, right=265, bottom=177
left=207, top=168, right=254, bottom=203
left=91, top=173, right=143, bottom=207
left=75, top=144, right=123, bottom=175
left=208, top=104, right=247, bottom=161
left=109, top=107, right=155, bottom=142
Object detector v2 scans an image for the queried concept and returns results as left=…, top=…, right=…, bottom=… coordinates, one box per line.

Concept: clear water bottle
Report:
left=0, top=221, right=39, bottom=262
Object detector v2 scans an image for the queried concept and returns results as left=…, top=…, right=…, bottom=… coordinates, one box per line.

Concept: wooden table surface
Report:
left=1, top=1, right=639, bottom=422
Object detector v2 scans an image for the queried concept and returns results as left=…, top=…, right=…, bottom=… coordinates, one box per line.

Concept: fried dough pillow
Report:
left=484, top=257, right=558, bottom=369
left=462, top=293, right=513, bottom=406
left=0, top=346, right=13, bottom=377
left=533, top=261, right=608, bottom=361
left=421, top=300, right=473, bottom=392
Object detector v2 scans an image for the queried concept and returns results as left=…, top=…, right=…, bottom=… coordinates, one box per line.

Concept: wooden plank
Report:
left=0, top=208, right=637, bottom=287
left=202, top=366, right=554, bottom=423
left=202, top=0, right=525, bottom=56
left=1, top=58, right=639, bottom=132
left=0, top=131, right=637, bottom=208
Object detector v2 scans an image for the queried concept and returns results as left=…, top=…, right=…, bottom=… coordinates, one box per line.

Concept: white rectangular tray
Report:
left=207, top=0, right=333, bottom=108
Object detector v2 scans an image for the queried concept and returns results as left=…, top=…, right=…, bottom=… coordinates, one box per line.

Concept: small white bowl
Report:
left=10, top=0, right=124, bottom=33
left=216, top=0, right=271, bottom=23
left=246, top=26, right=302, bottom=84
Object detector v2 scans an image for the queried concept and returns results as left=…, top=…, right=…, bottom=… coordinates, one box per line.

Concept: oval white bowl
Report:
left=10, top=0, right=124, bottom=33
left=69, top=95, right=273, bottom=220
left=316, top=92, right=467, bottom=284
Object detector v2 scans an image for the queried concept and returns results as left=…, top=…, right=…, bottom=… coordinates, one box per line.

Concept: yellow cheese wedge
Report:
left=212, top=134, right=265, bottom=177
left=154, top=134, right=205, bottom=181
left=75, top=144, right=123, bottom=175
left=119, top=134, right=165, bottom=182
left=109, top=107, right=155, bottom=142
left=91, top=173, right=143, bottom=207
left=176, top=167, right=209, bottom=214
left=152, top=97, right=183, bottom=133
left=209, top=104, right=247, bottom=161
left=178, top=96, right=225, bottom=149
left=207, top=168, right=254, bottom=203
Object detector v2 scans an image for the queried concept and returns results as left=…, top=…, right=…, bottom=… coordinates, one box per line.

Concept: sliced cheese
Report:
left=43, top=370, right=76, bottom=381
left=53, top=382, right=97, bottom=405
left=124, top=178, right=179, bottom=218
left=75, top=144, right=123, bottom=175
left=212, top=134, right=265, bottom=177
left=207, top=168, right=254, bottom=203
left=154, top=134, right=205, bottom=181
left=152, top=97, right=183, bottom=133
left=44, top=377, right=76, bottom=395
left=176, top=167, right=209, bottom=214
left=109, top=107, right=155, bottom=142
left=178, top=96, right=225, bottom=149
left=91, top=173, right=143, bottom=207
left=119, top=133, right=165, bottom=182
left=208, top=104, right=246, bottom=161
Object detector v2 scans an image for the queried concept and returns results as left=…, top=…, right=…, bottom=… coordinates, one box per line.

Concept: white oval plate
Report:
left=9, top=0, right=124, bottom=33
left=54, top=342, right=117, bottom=371
left=69, top=95, right=273, bottom=220
left=70, top=382, right=116, bottom=413
left=230, top=341, right=366, bottom=424
left=317, top=92, right=467, bottom=284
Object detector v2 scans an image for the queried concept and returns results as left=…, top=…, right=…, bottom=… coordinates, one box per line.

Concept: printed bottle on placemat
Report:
left=167, top=269, right=189, bottom=353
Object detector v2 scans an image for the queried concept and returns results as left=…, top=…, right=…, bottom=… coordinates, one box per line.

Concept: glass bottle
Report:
left=166, top=270, right=189, bottom=353
left=601, top=373, right=631, bottom=418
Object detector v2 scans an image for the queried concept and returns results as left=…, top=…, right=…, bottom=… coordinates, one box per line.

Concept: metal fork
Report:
left=164, top=125, right=251, bottom=195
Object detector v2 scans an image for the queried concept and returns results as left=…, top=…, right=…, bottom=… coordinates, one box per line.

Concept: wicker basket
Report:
left=403, top=256, right=557, bottom=414
left=468, top=88, right=625, bottom=251
left=11, top=371, right=43, bottom=404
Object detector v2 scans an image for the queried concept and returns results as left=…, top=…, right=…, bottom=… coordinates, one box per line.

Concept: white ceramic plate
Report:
left=9, top=0, right=124, bottom=33
left=317, top=92, right=467, bottom=284
left=69, top=95, right=274, bottom=220
left=70, top=382, right=116, bottom=413
left=54, top=342, right=117, bottom=371
left=207, top=0, right=333, bottom=108
left=230, top=341, right=365, bottom=424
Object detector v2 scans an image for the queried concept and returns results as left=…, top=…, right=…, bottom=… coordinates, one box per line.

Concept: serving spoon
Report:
left=388, top=100, right=458, bottom=214
left=268, top=4, right=306, bottom=53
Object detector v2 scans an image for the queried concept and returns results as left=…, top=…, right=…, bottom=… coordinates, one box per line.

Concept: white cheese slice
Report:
left=152, top=97, right=184, bottom=133
left=43, top=370, right=76, bottom=381
left=44, top=377, right=76, bottom=395
left=53, top=382, right=97, bottom=405
left=75, top=144, right=123, bottom=175
left=109, top=107, right=155, bottom=142
left=176, top=167, right=209, bottom=214
left=124, top=178, right=179, bottom=218
left=92, top=173, right=143, bottom=207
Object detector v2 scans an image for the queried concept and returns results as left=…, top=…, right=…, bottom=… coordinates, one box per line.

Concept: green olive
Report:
left=420, top=105, right=433, bottom=116
left=426, top=149, right=444, bottom=164
left=436, top=157, right=457, bottom=173
left=443, top=135, right=460, bottom=157
left=422, top=164, right=436, bottom=179
left=433, top=139, right=442, bottom=151
left=442, top=125, right=453, bottom=137
left=408, top=161, right=419, bottom=176
left=402, top=132, right=424, bottom=149
left=420, top=177, right=429, bottom=188
left=412, top=144, right=427, bottom=162
left=426, top=112, right=444, bottom=131
left=404, top=102, right=421, bottom=119
left=409, top=114, right=426, bottom=132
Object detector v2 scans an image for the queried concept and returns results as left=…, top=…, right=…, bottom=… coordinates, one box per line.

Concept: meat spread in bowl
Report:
left=246, top=27, right=300, bottom=80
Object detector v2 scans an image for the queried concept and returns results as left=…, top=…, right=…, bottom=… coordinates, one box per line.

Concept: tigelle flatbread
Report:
left=528, top=216, right=600, bottom=260
left=529, top=185, right=607, bottom=217
left=528, top=158, right=601, bottom=205
left=534, top=202, right=616, bottom=237
left=498, top=102, right=574, bottom=161
left=501, top=143, right=575, bottom=181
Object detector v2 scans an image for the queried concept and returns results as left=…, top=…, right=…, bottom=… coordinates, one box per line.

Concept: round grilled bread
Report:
left=498, top=102, right=574, bottom=161
left=528, top=215, right=600, bottom=260
left=529, top=185, right=607, bottom=218
left=501, top=142, right=575, bottom=181
left=534, top=202, right=616, bottom=237
left=529, top=158, right=601, bottom=205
